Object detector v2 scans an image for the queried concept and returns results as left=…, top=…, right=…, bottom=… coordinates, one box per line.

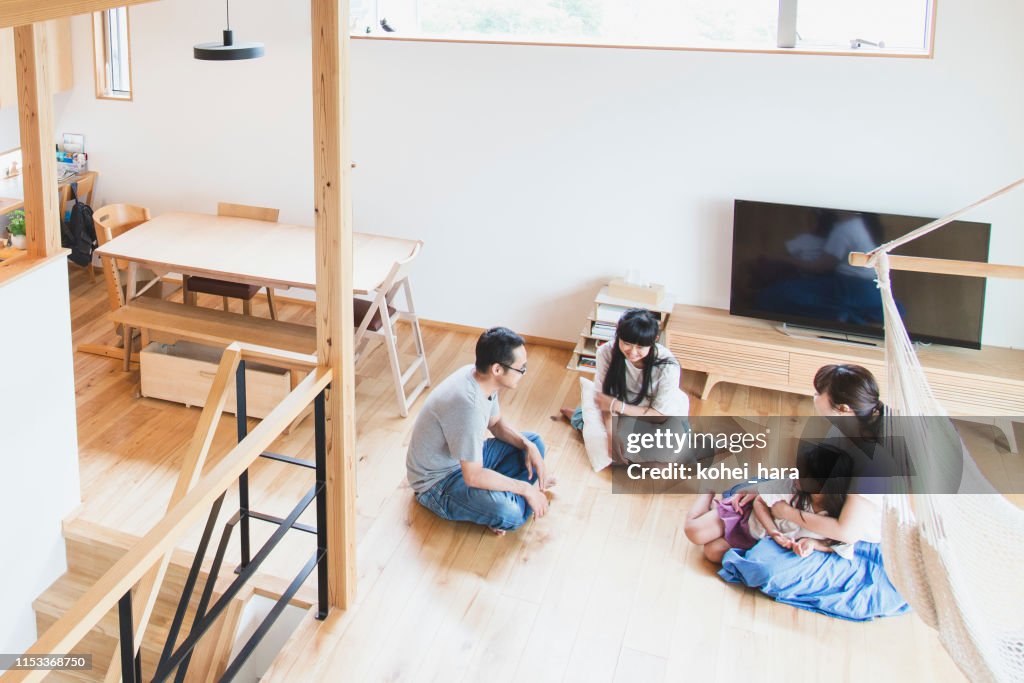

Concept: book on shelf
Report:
left=577, top=355, right=597, bottom=369
left=591, top=321, right=616, bottom=339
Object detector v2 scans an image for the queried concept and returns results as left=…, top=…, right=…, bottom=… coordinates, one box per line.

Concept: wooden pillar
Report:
left=311, top=0, right=357, bottom=608
left=14, top=22, right=60, bottom=258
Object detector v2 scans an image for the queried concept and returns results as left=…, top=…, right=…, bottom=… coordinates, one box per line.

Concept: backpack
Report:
left=60, top=182, right=97, bottom=267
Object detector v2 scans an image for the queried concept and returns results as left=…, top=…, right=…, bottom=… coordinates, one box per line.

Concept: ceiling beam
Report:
left=0, top=0, right=156, bottom=28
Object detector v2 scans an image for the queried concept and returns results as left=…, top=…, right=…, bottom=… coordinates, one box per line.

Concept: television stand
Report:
left=777, top=323, right=881, bottom=348
left=665, top=305, right=1023, bottom=452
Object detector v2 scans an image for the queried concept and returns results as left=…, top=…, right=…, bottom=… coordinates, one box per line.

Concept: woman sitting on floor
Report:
left=562, top=308, right=689, bottom=464
left=702, top=364, right=908, bottom=622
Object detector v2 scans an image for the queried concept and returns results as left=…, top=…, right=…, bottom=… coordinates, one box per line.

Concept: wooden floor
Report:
left=63, top=268, right=1024, bottom=682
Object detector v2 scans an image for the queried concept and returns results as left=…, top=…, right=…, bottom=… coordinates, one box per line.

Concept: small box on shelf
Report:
left=607, top=277, right=666, bottom=306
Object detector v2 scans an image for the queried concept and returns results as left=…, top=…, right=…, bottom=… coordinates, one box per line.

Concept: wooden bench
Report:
left=109, top=298, right=319, bottom=430
left=108, top=298, right=317, bottom=372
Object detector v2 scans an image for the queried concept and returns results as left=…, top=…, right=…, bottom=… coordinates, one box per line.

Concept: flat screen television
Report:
left=730, top=199, right=991, bottom=349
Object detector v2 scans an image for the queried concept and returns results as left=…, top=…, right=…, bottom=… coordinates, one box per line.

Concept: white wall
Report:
left=50, top=0, right=1024, bottom=347
left=0, top=258, right=81, bottom=652
left=0, top=107, right=18, bottom=152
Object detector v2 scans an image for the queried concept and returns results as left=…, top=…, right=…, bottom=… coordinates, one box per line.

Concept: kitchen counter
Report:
left=0, top=170, right=95, bottom=216
left=0, top=244, right=27, bottom=266
left=0, top=172, right=23, bottom=215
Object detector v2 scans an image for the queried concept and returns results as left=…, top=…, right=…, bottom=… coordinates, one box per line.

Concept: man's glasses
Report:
left=500, top=363, right=527, bottom=375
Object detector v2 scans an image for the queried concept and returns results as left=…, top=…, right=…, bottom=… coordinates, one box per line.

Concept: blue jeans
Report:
left=415, top=432, right=545, bottom=531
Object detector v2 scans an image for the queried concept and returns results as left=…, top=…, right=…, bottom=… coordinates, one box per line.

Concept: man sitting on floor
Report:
left=407, top=327, right=554, bottom=535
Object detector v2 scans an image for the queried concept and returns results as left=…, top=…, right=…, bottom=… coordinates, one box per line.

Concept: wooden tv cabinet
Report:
left=665, top=305, right=1023, bottom=451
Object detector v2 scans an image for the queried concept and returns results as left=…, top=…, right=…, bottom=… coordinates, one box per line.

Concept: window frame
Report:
left=351, top=0, right=936, bottom=59
left=91, top=6, right=133, bottom=101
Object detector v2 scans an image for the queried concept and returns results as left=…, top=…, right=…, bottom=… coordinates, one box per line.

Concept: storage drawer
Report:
left=925, top=371, right=1024, bottom=416
left=669, top=334, right=789, bottom=383
left=788, top=353, right=887, bottom=397
left=140, top=342, right=291, bottom=419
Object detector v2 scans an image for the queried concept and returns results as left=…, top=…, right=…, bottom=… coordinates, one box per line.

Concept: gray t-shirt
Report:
left=406, top=365, right=500, bottom=493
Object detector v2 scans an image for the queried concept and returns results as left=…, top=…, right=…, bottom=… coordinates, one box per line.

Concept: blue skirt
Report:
left=718, top=538, right=910, bottom=622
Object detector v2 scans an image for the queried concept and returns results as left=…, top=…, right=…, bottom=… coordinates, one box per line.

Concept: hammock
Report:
left=860, top=178, right=1024, bottom=683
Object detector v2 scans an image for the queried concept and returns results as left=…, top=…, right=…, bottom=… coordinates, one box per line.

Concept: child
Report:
left=685, top=443, right=854, bottom=563
left=560, top=308, right=688, bottom=464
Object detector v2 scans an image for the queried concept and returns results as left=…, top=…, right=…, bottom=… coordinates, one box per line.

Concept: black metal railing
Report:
left=116, top=361, right=330, bottom=683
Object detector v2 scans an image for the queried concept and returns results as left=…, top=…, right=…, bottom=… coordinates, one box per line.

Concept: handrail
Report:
left=2, top=348, right=332, bottom=683
left=101, top=343, right=243, bottom=683
left=233, top=342, right=319, bottom=371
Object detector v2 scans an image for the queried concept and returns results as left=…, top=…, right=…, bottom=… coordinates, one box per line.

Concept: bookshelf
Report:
left=567, top=285, right=675, bottom=373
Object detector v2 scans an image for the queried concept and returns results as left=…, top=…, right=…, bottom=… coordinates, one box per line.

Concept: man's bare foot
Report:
left=488, top=526, right=507, bottom=537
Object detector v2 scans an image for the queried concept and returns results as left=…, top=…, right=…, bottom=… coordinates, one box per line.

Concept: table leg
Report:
left=122, top=325, right=133, bottom=372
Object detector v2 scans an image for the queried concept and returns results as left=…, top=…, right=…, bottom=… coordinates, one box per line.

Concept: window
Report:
left=92, top=7, right=132, bottom=100
left=796, top=0, right=931, bottom=51
left=351, top=0, right=934, bottom=55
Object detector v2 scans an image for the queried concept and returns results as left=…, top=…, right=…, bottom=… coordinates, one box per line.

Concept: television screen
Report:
left=730, top=199, right=991, bottom=349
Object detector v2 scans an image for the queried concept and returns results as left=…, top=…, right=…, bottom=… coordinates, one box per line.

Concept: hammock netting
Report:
left=869, top=238, right=1024, bottom=683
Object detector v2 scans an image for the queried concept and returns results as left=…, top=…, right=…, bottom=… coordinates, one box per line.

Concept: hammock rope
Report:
left=863, top=181, right=1024, bottom=683
left=865, top=177, right=1024, bottom=262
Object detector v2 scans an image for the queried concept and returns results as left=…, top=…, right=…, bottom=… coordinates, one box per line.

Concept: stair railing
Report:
left=2, top=342, right=333, bottom=683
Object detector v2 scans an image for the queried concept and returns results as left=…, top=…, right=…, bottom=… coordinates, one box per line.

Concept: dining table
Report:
left=94, top=211, right=420, bottom=299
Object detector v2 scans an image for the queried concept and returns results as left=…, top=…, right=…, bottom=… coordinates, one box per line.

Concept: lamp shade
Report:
left=194, top=29, right=264, bottom=61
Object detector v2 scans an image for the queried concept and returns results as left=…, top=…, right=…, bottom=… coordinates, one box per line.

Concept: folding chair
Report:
left=353, top=240, right=429, bottom=417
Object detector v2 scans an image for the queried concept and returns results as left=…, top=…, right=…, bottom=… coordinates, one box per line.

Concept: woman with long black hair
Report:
left=704, top=363, right=908, bottom=621
left=563, top=308, right=689, bottom=464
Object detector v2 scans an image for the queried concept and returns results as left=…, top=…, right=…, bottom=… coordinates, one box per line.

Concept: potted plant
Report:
left=7, top=209, right=26, bottom=249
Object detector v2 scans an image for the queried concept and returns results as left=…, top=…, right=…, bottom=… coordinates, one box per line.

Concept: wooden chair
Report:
left=95, top=203, right=157, bottom=336
left=58, top=171, right=97, bottom=211
left=353, top=240, right=430, bottom=417
left=60, top=171, right=99, bottom=282
left=182, top=202, right=279, bottom=319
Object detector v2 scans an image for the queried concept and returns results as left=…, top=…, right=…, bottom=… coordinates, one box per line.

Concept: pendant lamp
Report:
left=194, top=0, right=264, bottom=61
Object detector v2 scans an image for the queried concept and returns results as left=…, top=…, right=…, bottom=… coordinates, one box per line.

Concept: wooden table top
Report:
left=95, top=212, right=420, bottom=294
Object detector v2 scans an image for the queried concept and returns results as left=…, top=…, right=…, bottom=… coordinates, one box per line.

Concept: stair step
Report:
left=33, top=570, right=208, bottom=681
left=63, top=518, right=212, bottom=582
left=32, top=519, right=321, bottom=682
left=40, top=670, right=94, bottom=683
left=33, top=571, right=201, bottom=641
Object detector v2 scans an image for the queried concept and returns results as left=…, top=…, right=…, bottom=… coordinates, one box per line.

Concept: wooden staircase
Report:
left=32, top=518, right=245, bottom=683
left=17, top=350, right=332, bottom=683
